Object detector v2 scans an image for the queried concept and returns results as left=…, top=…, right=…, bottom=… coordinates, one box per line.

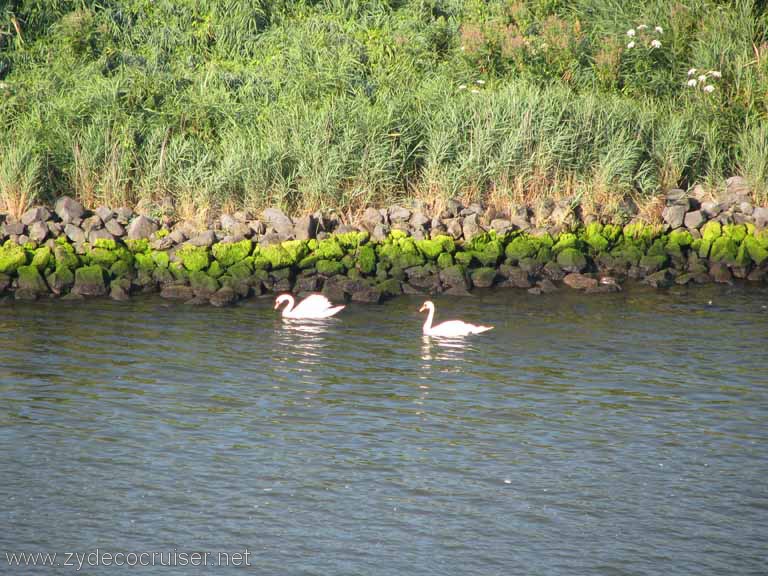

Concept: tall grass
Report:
left=1, top=0, right=767, bottom=220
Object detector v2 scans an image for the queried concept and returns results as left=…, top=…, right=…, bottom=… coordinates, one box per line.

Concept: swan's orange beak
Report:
left=274, top=301, right=280, bottom=309
left=419, top=304, right=426, bottom=312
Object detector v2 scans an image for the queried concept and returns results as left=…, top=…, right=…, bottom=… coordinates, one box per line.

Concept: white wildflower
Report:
left=651, top=39, right=662, bottom=49
left=476, top=80, right=485, bottom=85
left=655, top=26, right=663, bottom=33
left=687, top=68, right=697, bottom=76
left=638, top=24, right=649, bottom=30
left=458, top=84, right=467, bottom=90
left=709, top=70, right=722, bottom=78
left=687, top=79, right=697, bottom=87
left=471, top=89, right=480, bottom=94
left=627, top=41, right=636, bottom=49
left=627, top=29, right=636, bottom=37
left=703, top=85, right=715, bottom=93
left=697, top=74, right=707, bottom=83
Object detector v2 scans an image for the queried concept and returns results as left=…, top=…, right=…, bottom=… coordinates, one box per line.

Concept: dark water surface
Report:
left=1, top=285, right=767, bottom=575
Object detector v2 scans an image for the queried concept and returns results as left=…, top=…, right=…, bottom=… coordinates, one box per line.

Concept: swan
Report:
left=274, top=293, right=345, bottom=319
left=419, top=300, right=493, bottom=337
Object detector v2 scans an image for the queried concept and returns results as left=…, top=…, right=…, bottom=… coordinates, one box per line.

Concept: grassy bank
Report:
left=1, top=1, right=767, bottom=221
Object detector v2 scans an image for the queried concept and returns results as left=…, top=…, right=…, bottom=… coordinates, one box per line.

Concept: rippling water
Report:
left=1, top=285, right=767, bottom=575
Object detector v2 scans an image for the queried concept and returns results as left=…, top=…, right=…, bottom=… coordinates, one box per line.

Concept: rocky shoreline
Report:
left=1, top=178, right=767, bottom=306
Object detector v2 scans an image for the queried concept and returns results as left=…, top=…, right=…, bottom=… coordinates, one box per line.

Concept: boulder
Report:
left=389, top=206, right=411, bottom=222
left=127, top=215, right=159, bottom=240
left=73, top=265, right=107, bottom=296
left=64, top=224, right=86, bottom=244
left=439, top=265, right=469, bottom=290
left=562, top=273, right=597, bottom=290
left=28, top=221, right=48, bottom=243
left=160, top=284, right=196, bottom=300
left=88, top=228, right=115, bottom=244
left=556, top=248, right=587, bottom=273
left=21, top=206, right=51, bottom=225
left=684, top=210, right=706, bottom=229
left=462, top=214, right=481, bottom=240
left=2, top=221, right=25, bottom=235
left=262, top=208, right=294, bottom=237
left=105, top=219, right=125, bottom=237
left=643, top=269, right=673, bottom=289
left=15, top=265, right=49, bottom=300
left=662, top=204, right=686, bottom=229
left=350, top=284, right=382, bottom=303
left=470, top=267, right=497, bottom=288
left=293, top=214, right=318, bottom=240
left=54, top=196, right=84, bottom=223
left=109, top=280, right=131, bottom=301
left=709, top=262, right=733, bottom=284
left=536, top=278, right=558, bottom=294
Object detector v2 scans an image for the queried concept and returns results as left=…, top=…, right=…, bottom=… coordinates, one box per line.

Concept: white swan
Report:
left=274, top=293, right=345, bottom=319
left=419, top=300, right=493, bottom=337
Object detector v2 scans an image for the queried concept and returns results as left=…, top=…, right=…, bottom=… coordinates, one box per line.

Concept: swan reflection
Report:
left=273, top=319, right=337, bottom=372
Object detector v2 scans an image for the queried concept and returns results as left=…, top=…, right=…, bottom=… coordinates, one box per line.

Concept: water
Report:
left=1, top=285, right=767, bottom=575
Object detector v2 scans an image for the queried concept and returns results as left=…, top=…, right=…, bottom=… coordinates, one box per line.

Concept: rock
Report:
left=73, top=265, right=107, bottom=296
left=537, top=279, right=558, bottom=294
left=0, top=273, right=10, bottom=294
left=209, top=286, right=237, bottom=307
left=160, top=284, right=196, bottom=300
left=360, top=207, right=384, bottom=232
left=15, top=265, right=49, bottom=300
left=499, top=265, right=531, bottom=288
left=444, top=218, right=463, bottom=239
left=295, top=275, right=321, bottom=293
left=709, top=262, right=733, bottom=284
left=662, top=204, right=686, bottom=229
left=406, top=266, right=440, bottom=291
left=644, top=269, right=673, bottom=289
left=115, top=207, right=134, bottom=223
left=747, top=264, right=768, bottom=282
left=263, top=208, right=294, bottom=237
left=389, top=206, right=411, bottom=221
left=2, top=221, right=25, bottom=235
left=249, top=220, right=266, bottom=236
left=562, top=273, right=598, bottom=290
left=46, top=267, right=74, bottom=295
left=754, top=207, right=768, bottom=229
left=189, top=230, right=216, bottom=247
left=439, top=265, right=469, bottom=290
left=127, top=215, right=159, bottom=239
left=490, top=219, right=513, bottom=234
left=470, top=267, right=497, bottom=288
left=462, top=213, right=481, bottom=240
left=21, top=206, right=51, bottom=225
left=409, top=211, right=429, bottom=230
left=701, top=201, right=722, bottom=218
left=64, top=223, right=86, bottom=244
left=665, top=189, right=689, bottom=206
left=737, top=201, right=753, bottom=215
left=220, top=213, right=238, bottom=230
left=28, top=221, right=48, bottom=243
left=109, top=281, right=131, bottom=301
left=350, top=285, right=382, bottom=303
left=443, top=285, right=472, bottom=296
left=54, top=196, right=85, bottom=223
left=722, top=176, right=751, bottom=205
left=168, top=229, right=187, bottom=244
left=543, top=261, right=565, bottom=280
left=684, top=210, right=706, bottom=229
left=105, top=219, right=125, bottom=237
left=293, top=214, right=318, bottom=240
left=88, top=228, right=115, bottom=244
left=527, top=287, right=542, bottom=295
left=556, top=248, right=587, bottom=273
left=96, top=206, right=114, bottom=222
left=371, top=224, right=389, bottom=242
left=321, top=275, right=347, bottom=301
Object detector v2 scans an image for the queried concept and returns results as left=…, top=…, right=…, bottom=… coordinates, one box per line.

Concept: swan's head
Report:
left=274, top=294, right=293, bottom=310
left=419, top=300, right=434, bottom=313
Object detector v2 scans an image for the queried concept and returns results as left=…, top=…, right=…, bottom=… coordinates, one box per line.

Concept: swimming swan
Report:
left=275, top=294, right=345, bottom=319
left=419, top=300, right=494, bottom=337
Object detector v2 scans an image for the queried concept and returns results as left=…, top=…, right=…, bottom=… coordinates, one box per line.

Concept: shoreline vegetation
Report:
left=1, top=1, right=768, bottom=222
left=1, top=190, right=766, bottom=305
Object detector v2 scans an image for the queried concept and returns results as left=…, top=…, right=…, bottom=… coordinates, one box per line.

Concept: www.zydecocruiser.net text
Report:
left=5, top=549, right=252, bottom=570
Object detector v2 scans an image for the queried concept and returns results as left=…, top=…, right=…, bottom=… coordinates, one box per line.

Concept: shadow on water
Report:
left=1, top=283, right=767, bottom=575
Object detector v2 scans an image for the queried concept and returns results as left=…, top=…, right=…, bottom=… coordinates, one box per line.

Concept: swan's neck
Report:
left=423, top=306, right=434, bottom=333
left=283, top=296, right=295, bottom=315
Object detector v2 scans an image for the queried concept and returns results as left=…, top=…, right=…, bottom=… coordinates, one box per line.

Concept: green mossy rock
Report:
left=73, top=265, right=107, bottom=296
left=226, top=261, right=253, bottom=281
left=552, top=233, right=578, bottom=253
left=93, top=238, right=117, bottom=250
left=392, top=252, right=424, bottom=269
left=89, top=247, right=119, bottom=268
left=437, top=252, right=454, bottom=269
left=207, top=260, right=224, bottom=278
left=125, top=238, right=149, bottom=253
left=260, top=244, right=294, bottom=269
left=646, top=238, right=667, bottom=257
left=454, top=251, right=475, bottom=267
left=298, top=254, right=319, bottom=269
left=46, top=266, right=74, bottom=295
left=470, top=267, right=497, bottom=288
left=252, top=255, right=271, bottom=270
left=556, top=248, right=587, bottom=272
left=416, top=235, right=455, bottom=260
left=170, top=262, right=189, bottom=282
left=212, top=239, right=252, bottom=267
left=709, top=237, right=738, bottom=263
left=601, top=224, right=622, bottom=243
left=474, top=239, right=503, bottom=266
left=336, top=231, right=369, bottom=249
left=17, top=265, right=48, bottom=294
left=439, top=264, right=469, bottom=289
left=151, top=250, right=170, bottom=268
left=723, top=224, right=747, bottom=243
left=530, top=230, right=555, bottom=247
left=134, top=252, right=155, bottom=272
left=31, top=246, right=52, bottom=271
left=54, top=243, right=79, bottom=270
left=377, top=278, right=402, bottom=297
left=668, top=229, right=693, bottom=248
left=389, top=229, right=408, bottom=240
left=109, top=259, right=133, bottom=279
left=357, top=245, right=376, bottom=274
left=177, top=246, right=210, bottom=272
left=0, top=241, right=28, bottom=274
left=736, top=242, right=752, bottom=267
left=317, top=259, right=345, bottom=276
left=701, top=221, right=722, bottom=242
left=743, top=236, right=768, bottom=265
left=152, top=267, right=174, bottom=285
left=314, top=238, right=345, bottom=260
left=341, top=254, right=356, bottom=270
left=639, top=254, right=668, bottom=273
left=535, top=246, right=553, bottom=263
left=282, top=239, right=309, bottom=263
left=189, top=270, right=220, bottom=296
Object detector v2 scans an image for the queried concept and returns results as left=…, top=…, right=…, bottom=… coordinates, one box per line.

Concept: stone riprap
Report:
left=1, top=189, right=767, bottom=305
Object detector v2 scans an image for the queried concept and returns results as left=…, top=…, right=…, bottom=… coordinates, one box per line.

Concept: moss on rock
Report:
left=317, top=259, right=345, bottom=276
left=73, top=265, right=107, bottom=296
left=177, top=245, right=210, bottom=272
left=437, top=252, right=454, bottom=269
left=743, top=235, right=768, bottom=265
left=17, top=265, right=48, bottom=295
left=556, top=248, right=587, bottom=272
left=46, top=266, right=74, bottom=295
left=212, top=239, right=252, bottom=267
left=357, top=245, right=376, bottom=274
left=31, top=246, right=52, bottom=271
left=151, top=250, right=170, bottom=269
left=0, top=241, right=28, bottom=274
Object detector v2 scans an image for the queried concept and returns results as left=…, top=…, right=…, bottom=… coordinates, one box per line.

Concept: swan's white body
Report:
left=419, top=300, right=493, bottom=337
left=275, top=294, right=345, bottom=319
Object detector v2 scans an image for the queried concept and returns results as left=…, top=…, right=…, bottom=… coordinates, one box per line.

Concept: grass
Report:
left=1, top=0, right=767, bottom=223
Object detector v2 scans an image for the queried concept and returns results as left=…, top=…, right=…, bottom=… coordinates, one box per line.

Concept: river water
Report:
left=1, top=285, right=767, bottom=575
